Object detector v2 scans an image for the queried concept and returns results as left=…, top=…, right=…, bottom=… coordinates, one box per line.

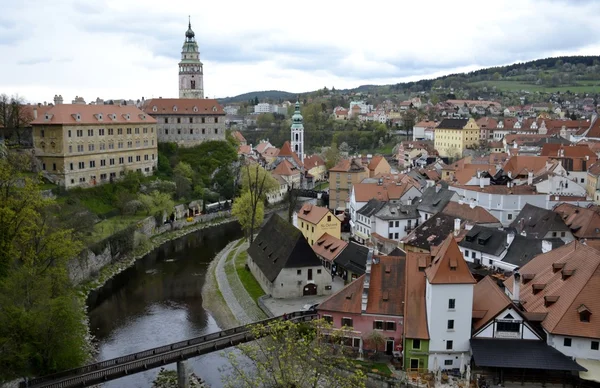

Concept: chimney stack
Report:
left=435, top=184, right=441, bottom=193
left=469, top=198, right=476, bottom=209
left=362, top=249, right=374, bottom=312
left=33, top=107, right=38, bottom=119
left=512, top=271, right=521, bottom=303
left=454, top=218, right=461, bottom=236
left=542, top=240, right=552, bottom=254
left=528, top=171, right=534, bottom=186
left=507, top=232, right=515, bottom=246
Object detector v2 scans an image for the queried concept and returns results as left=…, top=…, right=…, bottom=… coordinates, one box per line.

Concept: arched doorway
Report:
left=303, top=283, right=317, bottom=296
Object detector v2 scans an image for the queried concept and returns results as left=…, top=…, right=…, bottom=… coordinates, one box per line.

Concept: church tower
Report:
left=179, top=17, right=204, bottom=99
left=290, top=101, right=304, bottom=162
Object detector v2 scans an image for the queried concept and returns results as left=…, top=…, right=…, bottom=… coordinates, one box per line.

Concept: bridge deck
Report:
left=21, top=312, right=316, bottom=388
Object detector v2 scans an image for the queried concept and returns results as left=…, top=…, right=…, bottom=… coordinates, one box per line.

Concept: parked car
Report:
left=301, top=303, right=319, bottom=312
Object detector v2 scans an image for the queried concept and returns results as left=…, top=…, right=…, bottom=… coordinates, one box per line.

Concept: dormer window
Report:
left=125, top=114, right=130, bottom=120
left=97, top=113, right=103, bottom=121
left=544, top=296, right=559, bottom=307
left=152, top=106, right=157, bottom=112
left=193, top=106, right=198, bottom=112
left=562, top=269, right=575, bottom=280
left=532, top=284, right=545, bottom=295
left=552, top=262, right=565, bottom=273
left=578, top=305, right=591, bottom=323
left=173, top=106, right=178, bottom=112
left=212, top=106, right=217, bottom=112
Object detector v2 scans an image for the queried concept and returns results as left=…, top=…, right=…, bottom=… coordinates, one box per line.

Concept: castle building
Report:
left=179, top=18, right=204, bottom=99
left=290, top=101, right=305, bottom=162
left=31, top=104, right=158, bottom=189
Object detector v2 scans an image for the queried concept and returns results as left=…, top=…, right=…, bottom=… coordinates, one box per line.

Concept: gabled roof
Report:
left=366, top=255, right=406, bottom=316
left=541, top=144, right=597, bottom=159
left=425, top=235, right=476, bottom=284
left=404, top=252, right=431, bottom=340
left=247, top=214, right=322, bottom=282
left=273, top=159, right=300, bottom=176
left=416, top=185, right=457, bottom=214
left=329, top=158, right=366, bottom=173
left=402, top=213, right=459, bottom=250
left=317, top=274, right=364, bottom=314
left=502, top=156, right=549, bottom=177
left=312, top=233, right=347, bottom=262
left=459, top=225, right=507, bottom=256
left=232, top=130, right=246, bottom=143
left=142, top=98, right=224, bottom=115
left=553, top=204, right=600, bottom=239
left=472, top=276, right=514, bottom=331
left=357, top=198, right=387, bottom=217
left=31, top=104, right=157, bottom=125
left=297, top=203, right=331, bottom=225
left=502, top=235, right=565, bottom=268
left=334, top=241, right=369, bottom=276
left=255, top=141, right=273, bottom=154
left=442, top=201, right=500, bottom=225
left=367, top=155, right=386, bottom=172
left=303, top=154, right=325, bottom=169
left=437, top=118, right=468, bottom=129
left=504, top=241, right=600, bottom=338
left=509, top=203, right=570, bottom=238
left=278, top=141, right=303, bottom=168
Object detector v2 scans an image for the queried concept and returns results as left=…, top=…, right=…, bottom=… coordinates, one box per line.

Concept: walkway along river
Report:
left=86, top=222, right=242, bottom=388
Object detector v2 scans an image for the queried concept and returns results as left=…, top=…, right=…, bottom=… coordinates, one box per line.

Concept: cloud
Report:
left=0, top=0, right=599, bottom=102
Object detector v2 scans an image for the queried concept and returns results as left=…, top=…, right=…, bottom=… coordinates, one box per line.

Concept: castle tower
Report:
left=179, top=17, right=204, bottom=99
left=290, top=101, right=304, bottom=162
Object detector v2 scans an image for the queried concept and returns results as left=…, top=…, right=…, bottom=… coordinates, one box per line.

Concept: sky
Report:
left=1, top=0, right=600, bottom=104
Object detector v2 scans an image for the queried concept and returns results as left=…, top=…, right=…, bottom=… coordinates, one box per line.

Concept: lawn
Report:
left=468, top=79, right=600, bottom=93
left=314, top=181, right=329, bottom=191
left=351, top=360, right=393, bottom=376
left=85, top=215, right=146, bottom=244
left=235, top=250, right=265, bottom=301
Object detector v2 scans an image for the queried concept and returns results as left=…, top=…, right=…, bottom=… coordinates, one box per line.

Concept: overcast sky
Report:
left=1, top=0, right=600, bottom=104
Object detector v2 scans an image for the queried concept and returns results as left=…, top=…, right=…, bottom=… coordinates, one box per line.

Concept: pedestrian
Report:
left=283, top=313, right=288, bottom=321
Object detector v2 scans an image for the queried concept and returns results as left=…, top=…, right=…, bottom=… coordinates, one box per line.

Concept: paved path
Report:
left=214, top=240, right=250, bottom=325
left=224, top=241, right=266, bottom=323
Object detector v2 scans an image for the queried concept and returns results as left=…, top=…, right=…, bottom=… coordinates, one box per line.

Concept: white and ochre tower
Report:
left=290, top=100, right=304, bottom=162
left=179, top=17, right=204, bottom=99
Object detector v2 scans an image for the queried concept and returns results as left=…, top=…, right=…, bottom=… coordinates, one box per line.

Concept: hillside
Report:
left=220, top=55, right=600, bottom=104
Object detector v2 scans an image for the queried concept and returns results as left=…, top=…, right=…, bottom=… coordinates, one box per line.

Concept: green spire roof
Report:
left=291, top=100, right=304, bottom=130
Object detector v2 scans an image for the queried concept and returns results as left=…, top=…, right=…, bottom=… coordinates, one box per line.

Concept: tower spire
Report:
left=188, top=15, right=191, bottom=29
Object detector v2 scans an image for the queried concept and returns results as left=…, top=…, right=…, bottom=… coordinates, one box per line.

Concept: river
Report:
left=87, top=222, right=243, bottom=388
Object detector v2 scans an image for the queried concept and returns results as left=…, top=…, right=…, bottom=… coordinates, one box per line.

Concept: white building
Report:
left=290, top=101, right=305, bottom=162
left=424, top=235, right=476, bottom=369
left=254, top=103, right=274, bottom=114
left=349, top=101, right=373, bottom=114
left=373, top=201, right=420, bottom=242
left=179, top=19, right=204, bottom=99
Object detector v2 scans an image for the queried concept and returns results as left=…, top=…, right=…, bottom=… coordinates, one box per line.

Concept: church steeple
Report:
left=290, top=100, right=304, bottom=162
left=179, top=17, right=204, bottom=99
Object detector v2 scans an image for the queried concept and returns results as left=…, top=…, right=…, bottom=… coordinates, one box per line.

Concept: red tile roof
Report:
left=425, top=235, right=476, bottom=285
left=366, top=255, right=406, bottom=315
left=304, top=154, right=325, bottom=169
left=329, top=158, right=367, bottom=173
left=318, top=275, right=364, bottom=314
left=312, top=233, right=347, bottom=262
left=143, top=98, right=224, bottom=115
left=278, top=141, right=303, bottom=167
left=297, top=203, right=331, bottom=225
left=442, top=201, right=500, bottom=224
left=541, top=144, right=597, bottom=159
left=472, top=276, right=513, bottom=331
left=272, top=159, right=300, bottom=176
left=553, top=204, right=600, bottom=239
left=404, top=252, right=431, bottom=339
left=31, top=104, right=157, bottom=125
left=232, top=130, right=246, bottom=143
left=502, top=156, right=549, bottom=177
left=504, top=241, right=600, bottom=338
left=367, top=155, right=385, bottom=172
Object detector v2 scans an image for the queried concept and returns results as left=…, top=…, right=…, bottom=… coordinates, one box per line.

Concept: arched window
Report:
left=191, top=80, right=195, bottom=90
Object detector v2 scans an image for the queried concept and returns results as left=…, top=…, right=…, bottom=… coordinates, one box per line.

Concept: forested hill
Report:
left=218, top=55, right=600, bottom=103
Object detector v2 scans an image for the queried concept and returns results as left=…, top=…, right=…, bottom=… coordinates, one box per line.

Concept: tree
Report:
left=324, top=143, right=341, bottom=169
left=238, top=164, right=278, bottom=242
left=139, top=191, right=175, bottom=216
left=173, top=161, right=194, bottom=181
left=232, top=191, right=264, bottom=239
left=0, top=94, right=33, bottom=145
left=365, top=331, right=386, bottom=354
left=222, top=319, right=366, bottom=388
left=256, top=113, right=275, bottom=129
left=0, top=151, right=88, bottom=380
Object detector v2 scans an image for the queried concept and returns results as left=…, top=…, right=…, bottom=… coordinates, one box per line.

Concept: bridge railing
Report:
left=22, top=311, right=315, bottom=388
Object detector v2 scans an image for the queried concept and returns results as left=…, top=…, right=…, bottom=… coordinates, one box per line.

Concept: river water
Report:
left=87, top=222, right=243, bottom=388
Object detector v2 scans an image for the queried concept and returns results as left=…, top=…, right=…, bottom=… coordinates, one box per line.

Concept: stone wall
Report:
left=68, top=244, right=114, bottom=285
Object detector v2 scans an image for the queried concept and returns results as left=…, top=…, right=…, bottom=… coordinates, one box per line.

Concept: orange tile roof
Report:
left=367, top=155, right=385, bottom=172
left=304, top=154, right=325, bottom=168
left=232, top=130, right=246, bottom=143
left=553, top=204, right=600, bottom=239
left=278, top=141, right=303, bottom=167
left=442, top=201, right=500, bottom=224
left=502, top=156, right=549, bottom=177
left=404, top=252, right=431, bottom=339
left=452, top=164, right=497, bottom=184
left=255, top=141, right=273, bottom=154
left=352, top=180, right=418, bottom=202
left=504, top=241, right=600, bottom=338
left=143, top=98, right=224, bottom=115
left=366, top=255, right=406, bottom=316
left=318, top=275, right=364, bottom=314
left=297, top=203, right=331, bottom=225
left=329, top=158, right=366, bottom=173
left=272, top=159, right=300, bottom=176
left=31, top=104, right=157, bottom=125
left=476, top=117, right=498, bottom=129
left=472, top=276, right=513, bottom=331
left=425, top=235, right=476, bottom=285
left=312, top=233, right=347, bottom=262
left=238, top=144, right=252, bottom=155
left=541, top=144, right=597, bottom=159
left=262, top=147, right=280, bottom=158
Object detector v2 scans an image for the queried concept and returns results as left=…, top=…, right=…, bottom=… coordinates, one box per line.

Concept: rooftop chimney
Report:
left=454, top=218, right=461, bottom=236
left=362, top=249, right=374, bottom=312
left=469, top=198, right=476, bottom=209
left=507, top=232, right=515, bottom=246
left=33, top=107, right=38, bottom=119
left=435, top=184, right=441, bottom=193
left=528, top=171, right=534, bottom=186
left=436, top=217, right=441, bottom=227
left=512, top=271, right=521, bottom=303
left=542, top=240, right=552, bottom=254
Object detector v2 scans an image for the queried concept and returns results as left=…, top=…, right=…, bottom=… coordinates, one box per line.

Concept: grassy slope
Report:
left=234, top=250, right=265, bottom=302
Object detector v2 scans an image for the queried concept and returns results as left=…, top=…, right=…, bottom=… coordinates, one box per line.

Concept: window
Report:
left=87, top=129, right=93, bottom=136
left=108, top=142, right=114, bottom=149
left=89, top=161, right=95, bottom=168
left=446, top=340, right=453, bottom=350
left=508, top=213, right=513, bottom=220
left=126, top=128, right=132, bottom=134
left=68, top=130, right=72, bottom=137
left=100, top=159, right=106, bottom=166
left=144, top=154, right=149, bottom=161
left=317, top=269, right=321, bottom=274
left=135, top=128, right=139, bottom=134
left=42, top=163, right=46, bottom=170
left=561, top=232, right=566, bottom=237
left=395, top=221, right=399, bottom=227
left=592, top=341, right=599, bottom=351
left=341, top=318, right=353, bottom=327
left=68, top=145, right=72, bottom=153
left=109, top=158, right=115, bottom=165
left=118, top=157, right=124, bottom=164
left=323, top=315, right=333, bottom=323
left=165, top=129, right=169, bottom=135
left=143, top=127, right=148, bottom=133
left=100, top=173, right=107, bottom=180
left=177, top=118, right=181, bottom=124
left=214, top=128, right=218, bottom=134
left=202, top=117, right=205, bottom=124
left=388, top=233, right=393, bottom=239
left=374, top=321, right=384, bottom=330
left=448, top=299, right=456, bottom=309
left=69, top=163, right=73, bottom=170
left=581, top=178, right=584, bottom=183
left=471, top=252, right=476, bottom=259
left=564, top=338, right=572, bottom=347
left=177, top=129, right=181, bottom=135
left=497, top=320, right=520, bottom=332
left=389, top=221, right=393, bottom=228
left=164, top=118, right=168, bottom=124
left=136, top=155, right=141, bottom=162
left=118, top=141, right=123, bottom=149
left=465, top=249, right=469, bottom=257
left=88, top=144, right=95, bottom=151
left=99, top=143, right=105, bottom=150
left=128, top=156, right=133, bottom=163
left=99, top=128, right=105, bottom=136
left=108, top=128, right=114, bottom=135
left=444, top=360, right=453, bottom=366
left=552, top=232, right=557, bottom=237
left=118, top=128, right=123, bottom=135
left=412, top=339, right=421, bottom=350
left=78, top=161, right=84, bottom=169
left=353, top=338, right=360, bottom=348
left=385, top=321, right=396, bottom=331
left=297, top=269, right=301, bottom=275
left=447, top=320, right=454, bottom=330
left=76, top=129, right=83, bottom=137
left=127, top=141, right=132, bottom=148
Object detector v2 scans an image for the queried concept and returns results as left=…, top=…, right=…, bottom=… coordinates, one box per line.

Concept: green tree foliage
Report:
left=138, top=191, right=175, bottom=217
left=232, top=191, right=264, bottom=239
left=173, top=161, right=194, bottom=181
left=324, top=143, right=341, bottom=169
left=236, top=164, right=278, bottom=242
left=222, top=319, right=366, bottom=388
left=256, top=113, right=275, bottom=129
left=0, top=152, right=88, bottom=380
left=366, top=331, right=386, bottom=353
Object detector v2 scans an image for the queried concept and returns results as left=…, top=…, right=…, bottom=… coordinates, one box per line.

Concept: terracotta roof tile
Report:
left=31, top=104, right=157, bottom=125
left=329, top=158, right=366, bottom=173
left=255, top=141, right=273, bottom=154
left=262, top=147, right=280, bottom=157
left=504, top=241, right=600, bottom=338
left=404, top=252, right=431, bottom=339
left=366, top=255, right=406, bottom=315
left=297, top=203, right=331, bottom=225
left=273, top=159, right=300, bottom=176
left=232, top=130, right=246, bottom=143
left=352, top=179, right=418, bottom=202
left=442, top=201, right=500, bottom=224
left=304, top=154, right=325, bottom=168
left=278, top=141, right=303, bottom=167
left=472, top=276, right=513, bottom=331
left=502, top=156, right=549, bottom=177
left=238, top=144, right=252, bottom=155
left=367, top=155, right=385, bottom=171
left=541, top=144, right=597, bottom=159
left=312, top=233, right=347, bottom=262
left=317, top=275, right=364, bottom=314
left=425, top=235, right=476, bottom=285
left=553, top=204, right=600, bottom=239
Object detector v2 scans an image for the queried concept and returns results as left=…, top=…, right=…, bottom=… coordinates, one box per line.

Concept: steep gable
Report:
left=425, top=235, right=476, bottom=285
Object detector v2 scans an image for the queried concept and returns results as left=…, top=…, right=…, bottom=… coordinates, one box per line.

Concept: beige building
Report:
left=31, top=104, right=158, bottom=189
left=328, top=158, right=369, bottom=211
left=434, top=118, right=480, bottom=159
left=142, top=98, right=225, bottom=147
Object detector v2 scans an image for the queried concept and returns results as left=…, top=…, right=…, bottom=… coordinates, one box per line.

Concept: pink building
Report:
left=317, top=251, right=405, bottom=355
